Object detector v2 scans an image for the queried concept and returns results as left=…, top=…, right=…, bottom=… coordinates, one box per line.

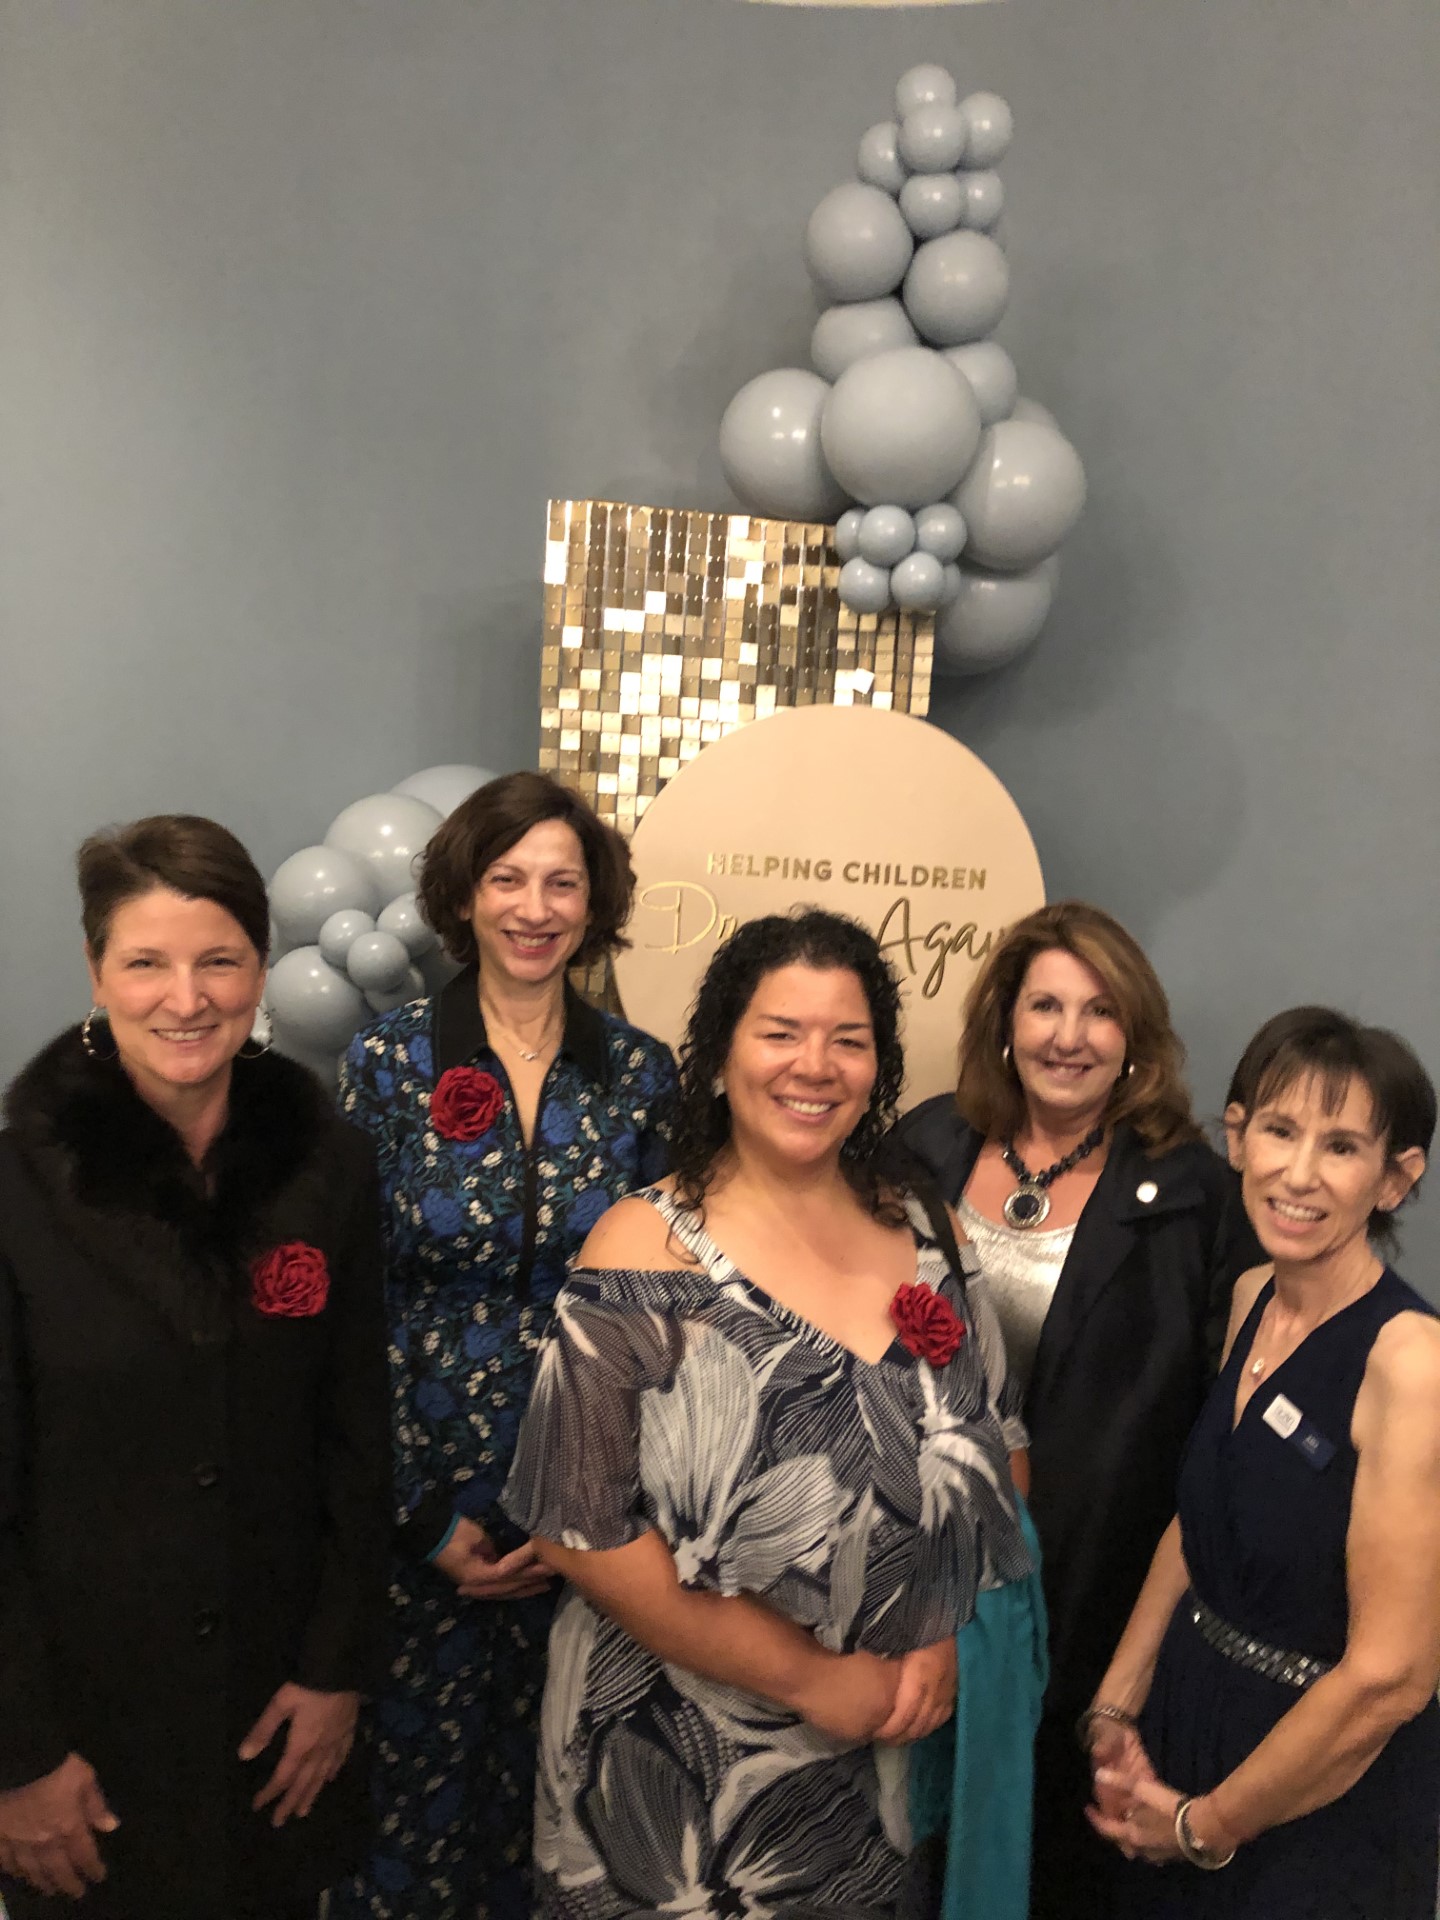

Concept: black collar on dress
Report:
left=432, top=965, right=612, bottom=1089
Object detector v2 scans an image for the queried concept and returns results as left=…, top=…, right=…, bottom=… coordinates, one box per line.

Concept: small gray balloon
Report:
left=857, top=505, right=916, bottom=567
left=268, top=844, right=377, bottom=947
left=804, top=183, right=914, bottom=304
left=890, top=550, right=947, bottom=613
left=821, top=346, right=982, bottom=509
left=318, top=908, right=376, bottom=969
left=267, top=947, right=367, bottom=1053
left=811, top=297, right=917, bottom=383
left=834, top=506, right=865, bottom=562
left=895, top=64, right=957, bottom=120
left=838, top=556, right=893, bottom=615
left=345, top=929, right=412, bottom=994
left=856, top=121, right=906, bottom=197
left=952, top=419, right=1086, bottom=572
left=377, top=891, right=439, bottom=959
left=1010, top=396, right=1059, bottom=430
left=899, top=173, right=964, bottom=241
left=961, top=92, right=1015, bottom=167
left=933, top=556, right=1059, bottom=676
left=914, top=503, right=968, bottom=563
left=958, top=170, right=1005, bottom=232
left=903, top=231, right=1010, bottom=347
left=365, top=965, right=426, bottom=1016
left=898, top=104, right=969, bottom=175
left=939, top=562, right=964, bottom=607
left=719, top=368, right=850, bottom=521
left=942, top=341, right=1018, bottom=426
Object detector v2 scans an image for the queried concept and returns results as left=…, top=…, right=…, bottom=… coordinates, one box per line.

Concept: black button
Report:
left=194, top=1607, right=221, bottom=1640
left=194, top=1463, right=220, bottom=1490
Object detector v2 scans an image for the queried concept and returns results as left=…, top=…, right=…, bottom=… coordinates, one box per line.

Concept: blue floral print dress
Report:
left=331, top=969, right=674, bottom=1920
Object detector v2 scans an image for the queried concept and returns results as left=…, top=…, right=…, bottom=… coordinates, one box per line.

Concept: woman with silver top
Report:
left=1086, top=1007, right=1440, bottom=1916
left=894, top=901, right=1258, bottom=1918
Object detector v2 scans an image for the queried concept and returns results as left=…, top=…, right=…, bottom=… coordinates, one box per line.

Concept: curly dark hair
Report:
left=669, top=909, right=908, bottom=1224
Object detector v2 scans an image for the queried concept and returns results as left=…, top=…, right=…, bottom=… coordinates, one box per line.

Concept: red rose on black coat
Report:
left=251, top=1242, right=330, bottom=1318
left=430, top=1066, right=505, bottom=1142
left=890, top=1283, right=966, bottom=1367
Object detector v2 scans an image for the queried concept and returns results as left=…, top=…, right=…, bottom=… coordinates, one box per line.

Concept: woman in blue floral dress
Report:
left=332, top=773, right=674, bottom=1920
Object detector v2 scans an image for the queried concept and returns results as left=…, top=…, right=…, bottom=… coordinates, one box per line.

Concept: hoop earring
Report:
left=238, top=1030, right=273, bottom=1060
left=711, top=1075, right=726, bottom=1100
left=1002, top=1044, right=1012, bottom=1067
left=1123, top=1061, right=1135, bottom=1080
left=81, top=1007, right=117, bottom=1061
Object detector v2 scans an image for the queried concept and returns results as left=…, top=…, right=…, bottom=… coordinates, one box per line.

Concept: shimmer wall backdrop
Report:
left=2, top=0, right=1438, bottom=1283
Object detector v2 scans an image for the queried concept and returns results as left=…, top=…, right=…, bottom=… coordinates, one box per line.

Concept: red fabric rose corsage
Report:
left=252, top=1242, right=330, bottom=1318
left=430, top=1066, right=505, bottom=1141
left=890, top=1283, right=966, bottom=1367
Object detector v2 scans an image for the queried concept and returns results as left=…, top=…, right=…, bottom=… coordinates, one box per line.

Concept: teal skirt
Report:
left=909, top=1499, right=1048, bottom=1920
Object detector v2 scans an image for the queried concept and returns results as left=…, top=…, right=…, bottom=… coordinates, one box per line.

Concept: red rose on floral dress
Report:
left=890, top=1283, right=966, bottom=1367
left=429, top=1066, right=506, bottom=1141
left=251, top=1242, right=330, bottom=1318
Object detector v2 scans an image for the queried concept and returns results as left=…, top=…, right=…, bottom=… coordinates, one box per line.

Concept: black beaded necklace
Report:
left=1000, top=1125, right=1105, bottom=1229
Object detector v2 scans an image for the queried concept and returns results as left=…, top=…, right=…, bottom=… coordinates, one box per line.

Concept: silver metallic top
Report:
left=956, top=1197, right=1075, bottom=1398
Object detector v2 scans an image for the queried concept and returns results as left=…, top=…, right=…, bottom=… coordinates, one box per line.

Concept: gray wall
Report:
left=3, top=0, right=1438, bottom=1282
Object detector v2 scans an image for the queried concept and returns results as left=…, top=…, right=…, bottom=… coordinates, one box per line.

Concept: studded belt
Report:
left=1189, top=1592, right=1334, bottom=1692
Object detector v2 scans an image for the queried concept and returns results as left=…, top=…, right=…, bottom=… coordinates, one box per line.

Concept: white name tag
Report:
left=1263, top=1394, right=1302, bottom=1439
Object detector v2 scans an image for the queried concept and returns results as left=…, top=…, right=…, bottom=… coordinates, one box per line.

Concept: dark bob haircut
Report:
left=669, top=908, right=907, bottom=1224
left=77, top=815, right=270, bottom=962
left=417, top=771, right=635, bottom=969
left=1228, top=1005, right=1436, bottom=1251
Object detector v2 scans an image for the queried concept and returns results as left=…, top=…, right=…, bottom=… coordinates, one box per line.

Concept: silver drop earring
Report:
left=81, top=1007, right=117, bottom=1061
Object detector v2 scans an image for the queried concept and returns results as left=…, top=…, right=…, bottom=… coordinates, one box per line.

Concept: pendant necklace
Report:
left=1000, top=1126, right=1105, bottom=1229
left=484, top=1004, right=562, bottom=1064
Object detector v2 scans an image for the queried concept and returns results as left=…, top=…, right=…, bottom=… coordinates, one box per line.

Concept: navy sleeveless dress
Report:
left=1126, top=1268, right=1440, bottom=1918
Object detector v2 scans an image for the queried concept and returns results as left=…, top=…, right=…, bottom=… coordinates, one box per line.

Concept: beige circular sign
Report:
left=614, top=705, right=1044, bottom=1106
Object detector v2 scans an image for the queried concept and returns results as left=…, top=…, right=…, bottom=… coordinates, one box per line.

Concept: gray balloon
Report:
left=393, top=763, right=494, bottom=819
left=365, top=965, right=426, bottom=1016
left=960, top=92, right=1015, bottom=168
left=811, top=298, right=917, bottom=383
left=896, top=63, right=957, bottom=120
left=951, top=419, right=1086, bottom=571
left=269, top=844, right=377, bottom=947
left=719, top=368, right=849, bottom=520
left=899, top=105, right=968, bottom=175
left=1011, top=395, right=1059, bottom=430
left=804, top=183, right=913, bottom=304
left=939, top=562, right=964, bottom=607
left=857, top=505, right=915, bottom=567
left=325, top=793, right=444, bottom=908
left=345, top=929, right=412, bottom=994
left=891, top=550, right=946, bottom=612
left=933, top=556, right=1060, bottom=676
left=821, top=347, right=981, bottom=509
left=318, top=907, right=376, bottom=969
left=856, top=121, right=906, bottom=197
left=838, top=556, right=892, bottom=614
left=958, top=170, right=1005, bottom=232
left=834, top=506, right=865, bottom=562
left=899, top=173, right=963, bottom=241
left=267, top=946, right=367, bottom=1052
left=942, top=341, right=1018, bottom=426
left=914, top=503, right=968, bottom=563
left=377, top=890, right=439, bottom=959
left=903, top=231, right=1010, bottom=347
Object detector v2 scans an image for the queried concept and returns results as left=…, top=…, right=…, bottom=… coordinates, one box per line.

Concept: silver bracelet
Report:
left=1075, top=1702, right=1137, bottom=1752
left=1174, top=1797, right=1236, bottom=1870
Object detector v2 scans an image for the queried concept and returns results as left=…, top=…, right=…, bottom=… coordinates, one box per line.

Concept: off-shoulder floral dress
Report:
left=502, top=1186, right=1033, bottom=1920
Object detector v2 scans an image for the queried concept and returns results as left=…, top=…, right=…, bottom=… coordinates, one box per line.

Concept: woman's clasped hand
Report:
left=0, top=1755, right=119, bottom=1901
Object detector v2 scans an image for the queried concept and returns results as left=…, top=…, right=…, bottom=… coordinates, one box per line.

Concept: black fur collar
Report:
left=4, top=1028, right=337, bottom=1345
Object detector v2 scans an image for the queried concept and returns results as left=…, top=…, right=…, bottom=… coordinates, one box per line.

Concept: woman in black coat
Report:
left=894, top=901, right=1257, bottom=1919
left=0, top=815, right=390, bottom=1920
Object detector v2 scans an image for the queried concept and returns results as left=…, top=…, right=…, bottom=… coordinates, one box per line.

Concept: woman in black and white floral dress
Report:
left=504, top=911, right=1033, bottom=1920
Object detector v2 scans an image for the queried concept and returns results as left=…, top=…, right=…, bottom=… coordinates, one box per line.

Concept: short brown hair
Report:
left=954, top=900, right=1199, bottom=1155
left=77, top=815, right=270, bottom=961
left=417, top=772, right=635, bottom=968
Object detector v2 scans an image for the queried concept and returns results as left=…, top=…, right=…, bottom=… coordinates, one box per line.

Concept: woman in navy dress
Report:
left=1085, top=1007, right=1440, bottom=1916
left=332, top=774, right=674, bottom=1920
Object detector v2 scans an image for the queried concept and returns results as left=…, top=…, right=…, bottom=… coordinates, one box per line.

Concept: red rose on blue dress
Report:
left=890, top=1283, right=966, bottom=1367
left=430, top=1066, right=505, bottom=1142
left=251, top=1242, right=330, bottom=1318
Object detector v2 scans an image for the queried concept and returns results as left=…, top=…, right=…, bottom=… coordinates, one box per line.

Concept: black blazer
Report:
left=895, top=1099, right=1259, bottom=1716
left=0, top=1031, right=390, bottom=1920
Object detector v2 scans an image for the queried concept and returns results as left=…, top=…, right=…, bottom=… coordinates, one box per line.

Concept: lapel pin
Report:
left=1136, top=1180, right=1158, bottom=1204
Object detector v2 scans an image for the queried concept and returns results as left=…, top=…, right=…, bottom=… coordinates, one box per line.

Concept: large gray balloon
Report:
left=377, top=890, right=439, bottom=959
left=942, top=341, right=1018, bottom=427
left=856, top=121, right=906, bottom=197
left=821, top=347, right=982, bottom=509
left=898, top=104, right=968, bottom=174
left=951, top=419, right=1087, bottom=571
left=896, top=63, right=957, bottom=120
left=325, top=792, right=444, bottom=909
left=269, top=844, right=377, bottom=947
left=899, top=173, right=963, bottom=241
left=960, top=92, right=1015, bottom=168
left=933, top=556, right=1060, bottom=676
left=810, top=298, right=917, bottom=383
left=1010, top=396, right=1059, bottom=430
left=804, top=183, right=913, bottom=304
left=345, top=929, right=411, bottom=994
left=719, top=368, right=849, bottom=520
left=393, top=763, right=493, bottom=819
left=958, top=170, right=1005, bottom=232
left=903, top=232, right=1010, bottom=347
left=267, top=946, right=367, bottom=1052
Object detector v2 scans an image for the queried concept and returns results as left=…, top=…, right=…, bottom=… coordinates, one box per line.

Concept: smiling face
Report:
left=1240, top=1071, right=1425, bottom=1269
left=1009, top=946, right=1128, bottom=1134
left=469, top=818, right=591, bottom=990
left=88, top=887, right=267, bottom=1103
left=721, top=963, right=878, bottom=1172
